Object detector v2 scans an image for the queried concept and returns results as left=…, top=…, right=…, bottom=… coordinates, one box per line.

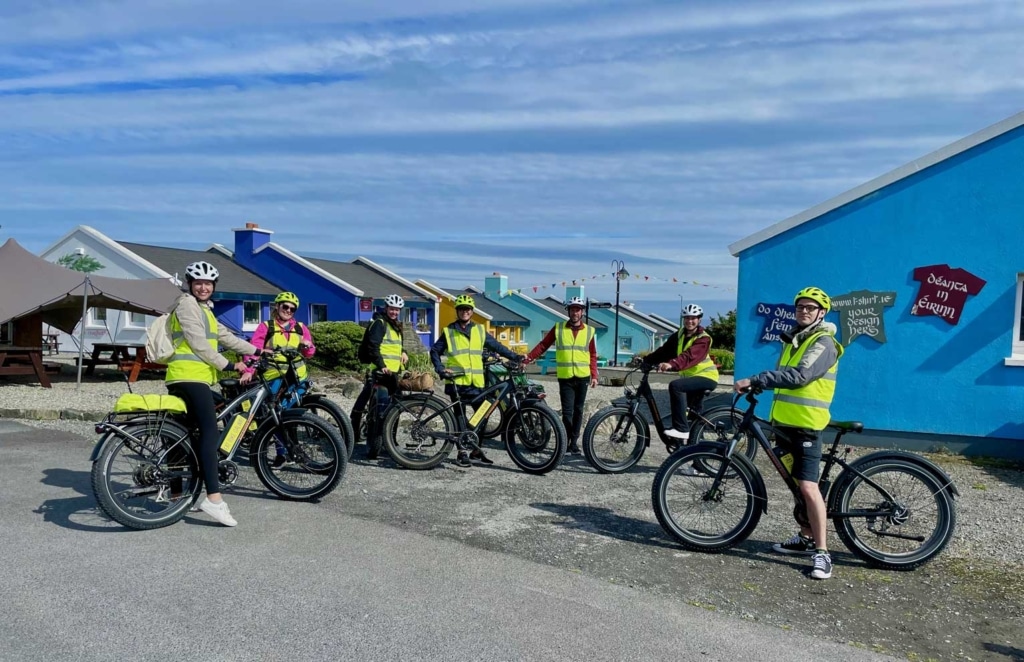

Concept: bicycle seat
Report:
left=219, top=378, right=240, bottom=390
left=827, top=420, right=864, bottom=433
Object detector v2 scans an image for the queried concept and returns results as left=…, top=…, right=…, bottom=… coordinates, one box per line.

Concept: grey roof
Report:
left=307, top=257, right=433, bottom=304
left=536, top=296, right=607, bottom=330
left=729, top=110, right=1024, bottom=256
left=118, top=241, right=280, bottom=297
left=447, top=289, right=529, bottom=326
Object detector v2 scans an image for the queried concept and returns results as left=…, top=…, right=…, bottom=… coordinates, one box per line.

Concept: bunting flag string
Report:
left=505, top=271, right=735, bottom=296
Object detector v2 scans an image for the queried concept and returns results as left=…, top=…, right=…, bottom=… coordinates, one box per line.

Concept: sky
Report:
left=2, top=0, right=1023, bottom=323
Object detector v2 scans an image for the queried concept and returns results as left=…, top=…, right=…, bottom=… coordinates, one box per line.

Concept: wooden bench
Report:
left=80, top=343, right=165, bottom=383
left=0, top=346, right=52, bottom=388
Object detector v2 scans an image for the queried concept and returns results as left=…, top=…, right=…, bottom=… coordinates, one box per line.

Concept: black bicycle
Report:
left=581, top=362, right=750, bottom=473
left=91, top=351, right=347, bottom=530
left=381, top=353, right=567, bottom=473
left=651, top=384, right=959, bottom=570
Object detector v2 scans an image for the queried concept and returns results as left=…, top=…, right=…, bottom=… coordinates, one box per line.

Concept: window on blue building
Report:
left=243, top=301, right=261, bottom=331
left=310, top=304, right=328, bottom=323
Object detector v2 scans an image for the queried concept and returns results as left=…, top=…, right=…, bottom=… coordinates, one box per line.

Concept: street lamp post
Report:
left=611, top=259, right=629, bottom=366
left=679, top=294, right=684, bottom=326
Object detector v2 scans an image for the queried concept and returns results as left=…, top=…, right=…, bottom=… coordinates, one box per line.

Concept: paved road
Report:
left=0, top=420, right=892, bottom=661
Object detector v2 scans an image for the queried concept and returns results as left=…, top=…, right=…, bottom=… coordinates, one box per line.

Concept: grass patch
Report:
left=940, top=557, right=1024, bottom=601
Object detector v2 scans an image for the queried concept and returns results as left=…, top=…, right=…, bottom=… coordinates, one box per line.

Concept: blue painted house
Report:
left=227, top=224, right=438, bottom=346
left=729, top=111, right=1024, bottom=458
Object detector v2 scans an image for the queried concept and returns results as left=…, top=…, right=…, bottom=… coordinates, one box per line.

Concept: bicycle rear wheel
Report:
left=582, top=406, right=648, bottom=473
left=504, top=402, right=566, bottom=475
left=651, top=447, right=763, bottom=552
left=383, top=395, right=456, bottom=470
left=91, top=420, right=200, bottom=530
left=829, top=456, right=956, bottom=570
left=688, top=407, right=759, bottom=462
left=302, top=396, right=355, bottom=459
left=251, top=414, right=347, bottom=500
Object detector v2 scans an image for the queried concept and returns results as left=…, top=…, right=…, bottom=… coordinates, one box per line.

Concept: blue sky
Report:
left=2, top=0, right=1022, bottom=322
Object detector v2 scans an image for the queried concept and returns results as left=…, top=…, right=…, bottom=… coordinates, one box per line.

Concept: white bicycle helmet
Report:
left=681, top=303, right=703, bottom=318
left=384, top=294, right=405, bottom=309
left=185, top=261, right=219, bottom=282
left=564, top=296, right=586, bottom=309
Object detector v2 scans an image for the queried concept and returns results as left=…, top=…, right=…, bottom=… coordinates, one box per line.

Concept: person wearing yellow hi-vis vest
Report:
left=645, top=303, right=719, bottom=452
left=351, top=294, right=408, bottom=451
left=734, top=286, right=843, bottom=581
left=165, top=261, right=259, bottom=527
left=430, top=293, right=521, bottom=467
left=523, top=297, right=598, bottom=454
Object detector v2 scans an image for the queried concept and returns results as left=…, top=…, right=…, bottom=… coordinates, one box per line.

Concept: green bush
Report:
left=707, top=310, right=736, bottom=352
left=308, top=321, right=366, bottom=372
left=710, top=348, right=735, bottom=372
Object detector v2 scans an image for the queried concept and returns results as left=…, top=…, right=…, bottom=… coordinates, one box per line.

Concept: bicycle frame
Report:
left=620, top=365, right=726, bottom=447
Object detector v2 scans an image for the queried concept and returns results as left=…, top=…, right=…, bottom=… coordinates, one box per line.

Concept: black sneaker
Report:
left=772, top=533, right=816, bottom=556
left=454, top=451, right=472, bottom=467
left=810, top=551, right=833, bottom=580
left=469, top=449, right=494, bottom=465
left=566, top=441, right=581, bottom=454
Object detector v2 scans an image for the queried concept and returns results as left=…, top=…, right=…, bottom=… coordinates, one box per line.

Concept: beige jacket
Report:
left=170, top=293, right=258, bottom=374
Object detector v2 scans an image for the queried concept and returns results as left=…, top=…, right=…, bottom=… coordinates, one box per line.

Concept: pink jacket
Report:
left=244, top=319, right=315, bottom=375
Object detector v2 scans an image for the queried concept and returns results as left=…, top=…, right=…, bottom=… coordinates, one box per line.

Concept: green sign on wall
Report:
left=831, top=290, right=896, bottom=346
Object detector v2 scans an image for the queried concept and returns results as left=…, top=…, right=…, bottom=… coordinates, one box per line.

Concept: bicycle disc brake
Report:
left=218, top=460, right=239, bottom=487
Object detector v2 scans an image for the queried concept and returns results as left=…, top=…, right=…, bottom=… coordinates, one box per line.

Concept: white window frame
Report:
left=310, top=304, right=327, bottom=324
left=1006, top=273, right=1024, bottom=366
left=242, top=301, right=262, bottom=331
left=618, top=335, right=633, bottom=351
left=127, top=311, right=148, bottom=328
left=87, top=307, right=108, bottom=327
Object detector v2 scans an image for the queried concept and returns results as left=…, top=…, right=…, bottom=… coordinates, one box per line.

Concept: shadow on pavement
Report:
left=531, top=501, right=679, bottom=550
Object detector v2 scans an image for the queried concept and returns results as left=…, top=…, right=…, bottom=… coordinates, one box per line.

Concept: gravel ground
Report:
left=4, top=363, right=1023, bottom=660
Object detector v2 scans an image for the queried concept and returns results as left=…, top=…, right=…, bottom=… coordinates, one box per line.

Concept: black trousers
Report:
left=558, top=377, right=590, bottom=443
left=668, top=376, right=718, bottom=432
left=167, top=382, right=221, bottom=494
left=352, top=372, right=398, bottom=416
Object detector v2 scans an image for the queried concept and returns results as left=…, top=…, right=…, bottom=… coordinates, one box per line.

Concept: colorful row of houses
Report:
left=39, top=223, right=679, bottom=363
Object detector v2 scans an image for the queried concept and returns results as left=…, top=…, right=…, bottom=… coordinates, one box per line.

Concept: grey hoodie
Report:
left=751, top=321, right=840, bottom=391
left=168, top=292, right=258, bottom=380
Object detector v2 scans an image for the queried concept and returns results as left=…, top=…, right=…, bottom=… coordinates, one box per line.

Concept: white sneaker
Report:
left=199, top=497, right=238, bottom=527
left=664, top=428, right=689, bottom=441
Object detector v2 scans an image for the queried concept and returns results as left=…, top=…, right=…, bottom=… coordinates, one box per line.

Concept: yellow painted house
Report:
left=414, top=280, right=530, bottom=353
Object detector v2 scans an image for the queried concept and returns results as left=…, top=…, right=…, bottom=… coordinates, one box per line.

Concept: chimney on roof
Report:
left=233, top=222, right=272, bottom=262
left=245, top=222, right=259, bottom=229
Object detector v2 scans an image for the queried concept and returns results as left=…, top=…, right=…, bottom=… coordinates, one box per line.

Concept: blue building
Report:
left=729, top=111, right=1024, bottom=458
left=480, top=273, right=567, bottom=349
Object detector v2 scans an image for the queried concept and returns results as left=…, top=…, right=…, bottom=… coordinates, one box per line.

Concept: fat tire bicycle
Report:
left=381, top=353, right=567, bottom=473
left=581, top=362, right=750, bottom=473
left=91, top=350, right=348, bottom=530
left=650, top=384, right=959, bottom=570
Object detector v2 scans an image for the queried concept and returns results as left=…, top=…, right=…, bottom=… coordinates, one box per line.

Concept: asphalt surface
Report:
left=0, top=420, right=893, bottom=662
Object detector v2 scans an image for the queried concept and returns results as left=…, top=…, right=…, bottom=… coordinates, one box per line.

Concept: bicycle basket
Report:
left=398, top=371, right=435, bottom=392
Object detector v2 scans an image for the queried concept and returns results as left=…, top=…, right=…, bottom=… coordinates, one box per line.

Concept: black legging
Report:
left=668, top=376, right=718, bottom=432
left=558, top=377, right=589, bottom=443
left=168, top=382, right=221, bottom=494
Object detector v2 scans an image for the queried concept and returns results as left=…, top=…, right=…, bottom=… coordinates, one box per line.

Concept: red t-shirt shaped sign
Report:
left=910, top=264, right=985, bottom=325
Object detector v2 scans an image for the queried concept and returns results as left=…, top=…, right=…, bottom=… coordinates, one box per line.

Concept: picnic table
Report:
left=80, top=343, right=165, bottom=383
left=41, top=333, right=60, bottom=355
left=0, top=346, right=52, bottom=388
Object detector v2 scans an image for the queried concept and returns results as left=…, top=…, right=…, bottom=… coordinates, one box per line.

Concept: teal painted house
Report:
left=480, top=273, right=567, bottom=349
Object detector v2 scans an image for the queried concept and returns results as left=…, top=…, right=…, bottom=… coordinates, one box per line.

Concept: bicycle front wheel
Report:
left=830, top=456, right=956, bottom=570
left=503, top=402, right=567, bottom=475
left=252, top=414, right=347, bottom=500
left=651, top=447, right=764, bottom=552
left=582, top=406, right=648, bottom=473
left=302, top=396, right=355, bottom=459
left=383, top=395, right=456, bottom=470
left=91, top=420, right=200, bottom=530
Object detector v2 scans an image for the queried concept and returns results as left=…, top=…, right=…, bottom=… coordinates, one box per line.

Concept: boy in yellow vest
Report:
left=523, top=296, right=598, bottom=454
left=734, top=286, right=843, bottom=580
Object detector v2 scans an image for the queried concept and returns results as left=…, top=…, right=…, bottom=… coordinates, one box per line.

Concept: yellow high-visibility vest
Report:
left=554, top=322, right=594, bottom=379
left=770, top=330, right=843, bottom=431
left=677, top=331, right=719, bottom=382
left=444, top=323, right=485, bottom=388
left=166, top=306, right=220, bottom=385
